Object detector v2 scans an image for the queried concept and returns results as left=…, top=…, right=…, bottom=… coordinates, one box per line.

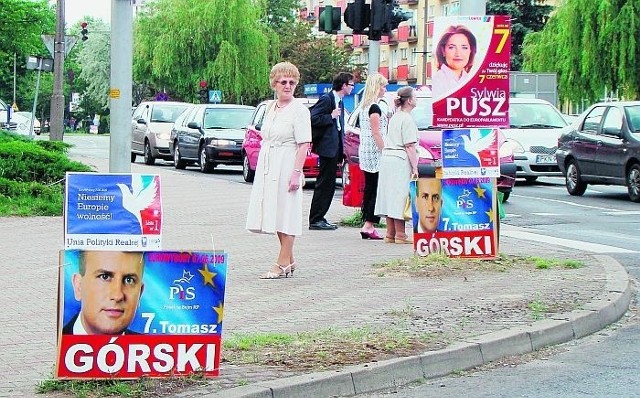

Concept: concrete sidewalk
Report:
left=0, top=156, right=632, bottom=397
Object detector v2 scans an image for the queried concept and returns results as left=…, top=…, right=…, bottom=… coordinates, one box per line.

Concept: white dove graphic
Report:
left=116, top=175, right=158, bottom=229
left=461, top=129, right=496, bottom=165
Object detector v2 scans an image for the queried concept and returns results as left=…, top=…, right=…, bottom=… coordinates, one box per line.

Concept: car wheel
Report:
left=173, top=142, right=186, bottom=169
left=565, top=160, right=587, bottom=196
left=627, top=163, right=640, bottom=202
left=131, top=152, right=136, bottom=163
left=525, top=176, right=538, bottom=183
left=144, top=140, right=156, bottom=165
left=242, top=153, right=255, bottom=182
left=199, top=145, right=215, bottom=173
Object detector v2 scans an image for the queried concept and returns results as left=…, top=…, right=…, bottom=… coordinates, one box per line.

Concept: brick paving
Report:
left=0, top=156, right=608, bottom=397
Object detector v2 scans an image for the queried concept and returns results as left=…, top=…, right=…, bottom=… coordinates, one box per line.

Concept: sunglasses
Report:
left=278, top=80, right=297, bottom=86
left=347, top=83, right=355, bottom=87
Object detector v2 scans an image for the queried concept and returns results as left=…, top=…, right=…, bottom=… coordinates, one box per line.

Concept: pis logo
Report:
left=456, top=189, right=474, bottom=209
left=169, top=270, right=196, bottom=300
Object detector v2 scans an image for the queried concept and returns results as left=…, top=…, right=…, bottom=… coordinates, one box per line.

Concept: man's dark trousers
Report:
left=309, top=154, right=340, bottom=224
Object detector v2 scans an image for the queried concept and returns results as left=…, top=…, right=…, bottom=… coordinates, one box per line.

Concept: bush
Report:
left=0, top=130, right=94, bottom=216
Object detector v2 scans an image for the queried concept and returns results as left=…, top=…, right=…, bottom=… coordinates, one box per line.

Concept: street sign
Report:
left=209, top=90, right=222, bottom=104
left=41, top=34, right=80, bottom=58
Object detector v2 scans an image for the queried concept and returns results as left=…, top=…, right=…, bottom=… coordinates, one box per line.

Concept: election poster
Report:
left=56, top=250, right=228, bottom=379
left=409, top=177, right=498, bottom=258
left=441, top=128, right=500, bottom=178
left=64, top=173, right=162, bottom=250
left=431, top=15, right=511, bottom=128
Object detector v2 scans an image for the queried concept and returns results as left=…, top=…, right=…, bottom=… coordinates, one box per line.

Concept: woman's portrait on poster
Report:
left=432, top=24, right=477, bottom=99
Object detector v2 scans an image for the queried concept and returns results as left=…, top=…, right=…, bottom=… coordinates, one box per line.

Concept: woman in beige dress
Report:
left=246, top=62, right=311, bottom=278
left=374, top=86, right=419, bottom=244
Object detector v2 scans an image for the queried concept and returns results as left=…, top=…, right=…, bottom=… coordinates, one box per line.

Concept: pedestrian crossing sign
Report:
left=209, top=90, right=222, bottom=103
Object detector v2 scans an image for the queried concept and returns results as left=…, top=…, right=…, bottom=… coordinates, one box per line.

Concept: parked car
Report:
left=14, top=112, right=41, bottom=135
left=502, top=98, right=570, bottom=182
left=131, top=101, right=190, bottom=165
left=242, top=98, right=321, bottom=183
left=344, top=89, right=517, bottom=201
left=556, top=101, right=640, bottom=202
left=170, top=103, right=255, bottom=173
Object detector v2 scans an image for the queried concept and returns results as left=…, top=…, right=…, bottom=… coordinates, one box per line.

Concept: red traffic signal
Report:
left=80, top=21, right=88, bottom=41
left=199, top=80, right=208, bottom=89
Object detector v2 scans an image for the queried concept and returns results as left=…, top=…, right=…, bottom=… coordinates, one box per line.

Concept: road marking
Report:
left=512, top=194, right=624, bottom=212
left=501, top=225, right=636, bottom=254
left=603, top=210, right=640, bottom=216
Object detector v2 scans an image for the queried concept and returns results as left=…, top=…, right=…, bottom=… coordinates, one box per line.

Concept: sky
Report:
left=60, top=0, right=112, bottom=25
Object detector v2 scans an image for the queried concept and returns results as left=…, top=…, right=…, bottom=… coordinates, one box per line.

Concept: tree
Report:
left=278, top=22, right=359, bottom=96
left=74, top=18, right=111, bottom=114
left=134, top=0, right=276, bottom=105
left=487, top=0, right=553, bottom=71
left=522, top=0, right=640, bottom=103
left=264, top=0, right=300, bottom=32
left=0, top=0, right=55, bottom=108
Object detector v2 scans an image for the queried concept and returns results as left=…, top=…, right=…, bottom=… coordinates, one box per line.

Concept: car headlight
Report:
left=157, top=132, right=171, bottom=140
left=503, top=139, right=524, bottom=154
left=498, top=142, right=513, bottom=158
left=416, top=145, right=434, bottom=160
left=208, top=139, right=236, bottom=146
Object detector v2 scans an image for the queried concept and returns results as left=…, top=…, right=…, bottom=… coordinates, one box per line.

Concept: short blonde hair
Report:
left=360, top=73, right=388, bottom=109
left=269, top=62, right=300, bottom=89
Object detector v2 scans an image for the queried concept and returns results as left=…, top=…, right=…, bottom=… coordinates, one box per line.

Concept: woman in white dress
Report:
left=357, top=73, right=388, bottom=240
left=246, top=62, right=311, bottom=278
left=374, top=86, right=419, bottom=244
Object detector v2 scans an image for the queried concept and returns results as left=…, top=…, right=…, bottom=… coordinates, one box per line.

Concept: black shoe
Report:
left=309, top=221, right=338, bottom=230
left=324, top=220, right=338, bottom=228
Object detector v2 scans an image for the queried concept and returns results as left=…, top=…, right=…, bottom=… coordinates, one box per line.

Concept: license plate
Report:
left=536, top=154, right=556, bottom=164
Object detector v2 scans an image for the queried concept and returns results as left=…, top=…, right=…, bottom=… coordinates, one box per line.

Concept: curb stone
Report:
left=202, top=256, right=633, bottom=398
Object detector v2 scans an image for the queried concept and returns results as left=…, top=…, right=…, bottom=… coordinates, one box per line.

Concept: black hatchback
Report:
left=556, top=101, right=640, bottom=202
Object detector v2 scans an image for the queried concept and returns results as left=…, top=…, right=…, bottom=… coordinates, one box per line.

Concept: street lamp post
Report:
left=49, top=0, right=65, bottom=141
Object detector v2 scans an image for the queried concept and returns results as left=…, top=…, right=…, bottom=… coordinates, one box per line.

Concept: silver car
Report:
left=503, top=98, right=569, bottom=182
left=131, top=101, right=190, bottom=165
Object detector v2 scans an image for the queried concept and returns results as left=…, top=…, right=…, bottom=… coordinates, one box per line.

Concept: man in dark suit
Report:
left=309, top=72, right=355, bottom=230
left=63, top=251, right=145, bottom=335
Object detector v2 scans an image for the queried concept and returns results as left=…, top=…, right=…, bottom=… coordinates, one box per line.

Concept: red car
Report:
left=343, top=89, right=517, bottom=205
left=242, top=98, right=342, bottom=183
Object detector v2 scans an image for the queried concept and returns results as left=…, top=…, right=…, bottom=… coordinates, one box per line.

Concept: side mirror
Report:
left=187, top=121, right=201, bottom=130
left=255, top=123, right=262, bottom=131
left=137, top=118, right=146, bottom=125
left=602, top=126, right=621, bottom=137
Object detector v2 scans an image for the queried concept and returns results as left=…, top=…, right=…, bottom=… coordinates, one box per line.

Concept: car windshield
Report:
left=150, top=105, right=189, bottom=123
left=625, top=105, right=640, bottom=135
left=509, top=102, right=567, bottom=128
left=204, top=108, right=254, bottom=129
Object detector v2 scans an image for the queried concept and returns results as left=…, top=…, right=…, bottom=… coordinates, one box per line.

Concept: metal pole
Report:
left=30, top=59, right=43, bottom=139
left=49, top=0, right=65, bottom=141
left=368, top=40, right=380, bottom=77
left=13, top=53, right=17, bottom=106
left=422, top=0, right=429, bottom=85
left=109, top=0, right=133, bottom=173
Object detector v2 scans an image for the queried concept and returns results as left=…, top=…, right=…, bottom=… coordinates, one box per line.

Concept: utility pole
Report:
left=109, top=0, right=133, bottom=173
left=49, top=0, right=65, bottom=141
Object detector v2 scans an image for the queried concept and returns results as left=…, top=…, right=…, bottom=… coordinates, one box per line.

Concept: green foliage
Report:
left=0, top=130, right=93, bottom=216
left=523, top=0, right=640, bottom=102
left=134, top=0, right=274, bottom=105
left=0, top=0, right=56, bottom=104
left=74, top=18, right=112, bottom=112
left=487, top=0, right=553, bottom=71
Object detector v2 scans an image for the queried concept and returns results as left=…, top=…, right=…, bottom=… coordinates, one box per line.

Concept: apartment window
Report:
left=410, top=49, right=417, bottom=66
left=428, top=5, right=435, bottom=19
left=442, top=4, right=450, bottom=16
left=401, top=48, right=407, bottom=60
left=450, top=1, right=460, bottom=15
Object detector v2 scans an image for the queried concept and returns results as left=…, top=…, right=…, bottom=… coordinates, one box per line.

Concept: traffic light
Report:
left=370, top=0, right=391, bottom=40
left=318, top=5, right=342, bottom=33
left=389, top=2, right=413, bottom=31
left=344, top=0, right=370, bottom=34
left=199, top=80, right=208, bottom=104
left=80, top=22, right=88, bottom=41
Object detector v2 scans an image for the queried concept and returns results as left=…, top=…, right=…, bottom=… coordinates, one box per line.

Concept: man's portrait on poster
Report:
left=432, top=24, right=477, bottom=99
left=414, top=178, right=443, bottom=233
left=62, top=251, right=145, bottom=335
